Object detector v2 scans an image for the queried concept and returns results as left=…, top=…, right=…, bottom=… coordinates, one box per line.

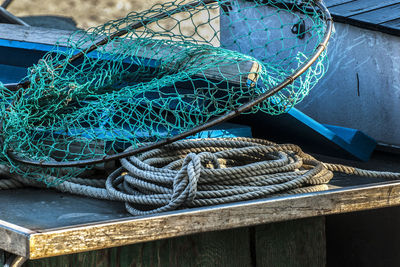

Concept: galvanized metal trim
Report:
left=0, top=221, right=31, bottom=257
left=25, top=180, right=400, bottom=259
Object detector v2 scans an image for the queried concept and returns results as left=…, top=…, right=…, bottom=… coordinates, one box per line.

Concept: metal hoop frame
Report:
left=4, top=0, right=333, bottom=168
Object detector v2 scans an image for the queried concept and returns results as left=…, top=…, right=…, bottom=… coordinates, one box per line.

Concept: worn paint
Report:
left=297, top=23, right=400, bottom=146
left=220, top=1, right=400, bottom=146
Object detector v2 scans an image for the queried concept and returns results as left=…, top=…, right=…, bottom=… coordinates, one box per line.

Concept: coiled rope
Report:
left=1, top=137, right=400, bottom=216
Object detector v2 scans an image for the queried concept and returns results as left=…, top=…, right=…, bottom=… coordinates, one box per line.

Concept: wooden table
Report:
left=1, top=150, right=400, bottom=266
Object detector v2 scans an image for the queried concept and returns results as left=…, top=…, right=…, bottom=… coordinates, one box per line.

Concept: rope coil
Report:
left=105, top=138, right=335, bottom=215
left=0, top=0, right=332, bottom=184
left=5, top=137, right=399, bottom=216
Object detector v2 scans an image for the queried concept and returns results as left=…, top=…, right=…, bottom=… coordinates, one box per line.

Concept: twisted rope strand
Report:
left=1, top=137, right=399, bottom=216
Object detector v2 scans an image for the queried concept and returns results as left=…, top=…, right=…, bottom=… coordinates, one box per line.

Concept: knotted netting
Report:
left=0, top=0, right=331, bottom=185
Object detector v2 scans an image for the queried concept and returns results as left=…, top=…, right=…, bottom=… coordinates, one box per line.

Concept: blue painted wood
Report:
left=0, top=34, right=375, bottom=161
left=325, top=0, right=354, bottom=8
left=350, top=3, right=400, bottom=25
left=0, top=63, right=27, bottom=83
left=328, top=0, right=400, bottom=18
left=323, top=124, right=376, bottom=160
left=56, top=122, right=252, bottom=151
left=0, top=39, right=53, bottom=66
left=288, top=108, right=376, bottom=161
left=0, top=38, right=241, bottom=93
left=381, top=17, right=400, bottom=27
left=325, top=0, right=400, bottom=36
left=234, top=107, right=376, bottom=161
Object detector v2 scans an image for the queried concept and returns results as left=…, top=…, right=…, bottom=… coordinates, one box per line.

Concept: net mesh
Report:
left=0, top=0, right=328, bottom=185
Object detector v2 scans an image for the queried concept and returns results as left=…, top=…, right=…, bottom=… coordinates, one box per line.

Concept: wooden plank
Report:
left=26, top=228, right=252, bottom=266
left=23, top=218, right=326, bottom=266
left=319, top=1, right=400, bottom=37
left=325, top=0, right=354, bottom=8
left=330, top=16, right=400, bottom=37
left=328, top=0, right=400, bottom=17
left=381, top=18, right=400, bottom=28
left=256, top=217, right=326, bottom=267
left=234, top=107, right=376, bottom=161
left=0, top=251, right=4, bottom=267
left=0, top=189, right=128, bottom=231
left=0, top=24, right=260, bottom=87
left=0, top=23, right=72, bottom=45
left=349, top=3, right=400, bottom=25
left=26, top=180, right=400, bottom=259
left=329, top=7, right=400, bottom=37
left=0, top=63, right=28, bottom=83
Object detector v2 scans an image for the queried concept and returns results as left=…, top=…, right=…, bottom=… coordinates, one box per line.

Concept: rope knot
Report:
left=104, top=138, right=339, bottom=216
left=171, top=152, right=201, bottom=205
left=198, top=151, right=221, bottom=169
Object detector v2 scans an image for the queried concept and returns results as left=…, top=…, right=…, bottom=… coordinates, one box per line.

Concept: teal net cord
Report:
left=0, top=0, right=330, bottom=185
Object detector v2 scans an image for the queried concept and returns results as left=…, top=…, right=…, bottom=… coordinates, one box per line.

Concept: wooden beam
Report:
left=324, top=0, right=354, bottom=8
left=0, top=24, right=260, bottom=87
left=255, top=217, right=326, bottom=266
left=25, top=180, right=400, bottom=259
left=328, top=0, right=400, bottom=17
left=349, top=3, right=400, bottom=24
left=24, top=228, right=253, bottom=266
left=18, top=217, right=326, bottom=266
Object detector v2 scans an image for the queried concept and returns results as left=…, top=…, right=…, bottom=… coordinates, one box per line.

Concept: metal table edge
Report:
left=0, top=221, right=32, bottom=258
left=22, top=180, right=400, bottom=259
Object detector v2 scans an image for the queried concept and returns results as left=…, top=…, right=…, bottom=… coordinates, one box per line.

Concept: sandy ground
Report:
left=7, top=0, right=219, bottom=45
left=7, top=0, right=165, bottom=29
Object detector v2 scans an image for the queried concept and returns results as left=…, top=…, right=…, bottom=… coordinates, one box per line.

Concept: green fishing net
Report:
left=0, top=0, right=329, bottom=185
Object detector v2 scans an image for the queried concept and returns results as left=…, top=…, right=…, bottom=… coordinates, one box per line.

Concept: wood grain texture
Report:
left=349, top=3, right=400, bottom=24
left=26, top=227, right=252, bottom=267
left=0, top=251, right=4, bottom=267
left=325, top=0, right=353, bottom=8
left=328, top=0, right=400, bottom=17
left=323, top=0, right=400, bottom=36
left=0, top=24, right=72, bottom=45
left=27, top=181, right=400, bottom=259
left=255, top=217, right=326, bottom=267
left=381, top=18, right=400, bottom=28
left=23, top=218, right=326, bottom=266
left=0, top=24, right=260, bottom=86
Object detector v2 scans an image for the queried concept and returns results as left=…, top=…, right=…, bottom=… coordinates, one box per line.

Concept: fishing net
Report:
left=0, top=0, right=331, bottom=185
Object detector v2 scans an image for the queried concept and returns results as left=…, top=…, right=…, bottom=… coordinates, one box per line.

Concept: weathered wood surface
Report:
left=381, top=18, right=400, bottom=29
left=0, top=23, right=72, bottom=45
left=1, top=217, right=326, bottom=267
left=325, top=0, right=352, bottom=7
left=325, top=0, right=400, bottom=36
left=19, top=180, right=400, bottom=259
left=27, top=227, right=253, bottom=267
left=0, top=24, right=260, bottom=86
left=350, top=4, right=400, bottom=25
left=327, top=0, right=400, bottom=17
left=0, top=251, right=5, bottom=267
left=255, top=217, right=326, bottom=267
